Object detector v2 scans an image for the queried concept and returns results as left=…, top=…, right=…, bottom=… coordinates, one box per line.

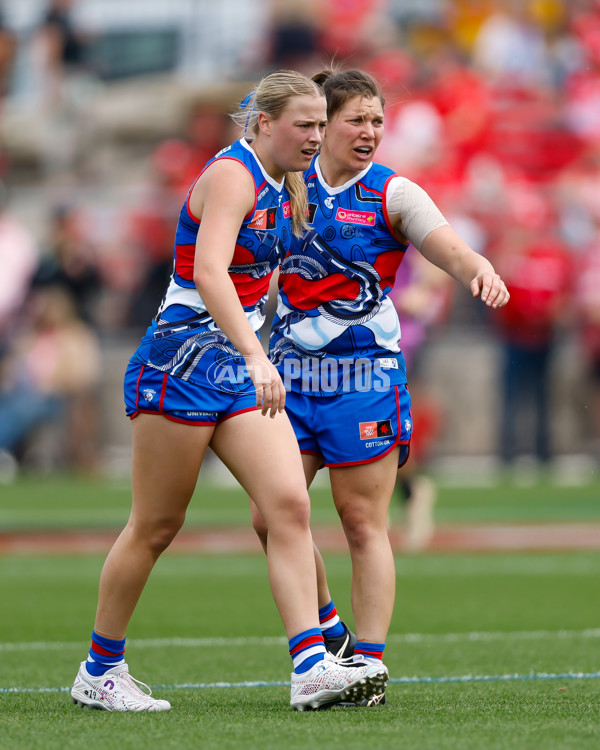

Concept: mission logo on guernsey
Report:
left=359, top=420, right=393, bottom=440
left=335, top=208, right=376, bottom=225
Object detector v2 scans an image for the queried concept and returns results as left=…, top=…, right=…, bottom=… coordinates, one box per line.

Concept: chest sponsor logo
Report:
left=248, top=207, right=277, bottom=229
left=324, top=196, right=335, bottom=209
left=336, top=208, right=375, bottom=226
left=282, top=201, right=291, bottom=219
left=359, top=419, right=394, bottom=440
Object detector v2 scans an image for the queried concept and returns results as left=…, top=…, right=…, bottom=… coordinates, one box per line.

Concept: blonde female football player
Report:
left=70, top=70, right=388, bottom=713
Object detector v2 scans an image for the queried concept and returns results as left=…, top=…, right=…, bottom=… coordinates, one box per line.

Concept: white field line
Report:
left=2, top=627, right=600, bottom=653
left=3, top=671, right=600, bottom=695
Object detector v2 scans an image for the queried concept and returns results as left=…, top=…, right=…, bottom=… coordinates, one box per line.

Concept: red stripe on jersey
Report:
left=282, top=273, right=360, bottom=310
left=185, top=175, right=203, bottom=221
left=175, top=243, right=196, bottom=281
left=231, top=271, right=274, bottom=308
left=231, top=244, right=257, bottom=265
left=357, top=181, right=383, bottom=198
left=290, top=635, right=324, bottom=655
left=373, top=249, right=405, bottom=290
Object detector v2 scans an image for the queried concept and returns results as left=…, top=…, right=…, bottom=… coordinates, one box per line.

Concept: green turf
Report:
left=1, top=552, right=599, bottom=749
left=1, top=473, right=600, bottom=531
left=1, top=475, right=600, bottom=747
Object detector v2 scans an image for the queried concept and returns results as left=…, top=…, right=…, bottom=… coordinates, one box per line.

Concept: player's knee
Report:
left=133, top=515, right=185, bottom=556
left=339, top=508, right=378, bottom=550
left=268, top=489, right=311, bottom=532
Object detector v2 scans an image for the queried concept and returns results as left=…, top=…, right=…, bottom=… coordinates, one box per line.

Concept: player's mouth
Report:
left=354, top=146, right=373, bottom=158
left=301, top=147, right=319, bottom=157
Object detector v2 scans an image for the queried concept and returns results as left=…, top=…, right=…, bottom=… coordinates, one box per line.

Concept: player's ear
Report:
left=257, top=112, right=272, bottom=135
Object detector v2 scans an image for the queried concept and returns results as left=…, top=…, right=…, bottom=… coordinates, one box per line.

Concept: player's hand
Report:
left=470, top=272, right=510, bottom=309
left=245, top=356, right=286, bottom=418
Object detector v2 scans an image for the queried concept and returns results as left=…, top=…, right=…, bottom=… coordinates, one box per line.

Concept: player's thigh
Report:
left=329, top=446, right=400, bottom=526
left=131, top=413, right=213, bottom=521
left=211, top=409, right=308, bottom=514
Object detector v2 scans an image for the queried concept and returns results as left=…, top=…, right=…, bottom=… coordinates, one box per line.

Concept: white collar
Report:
left=241, top=138, right=285, bottom=192
left=315, top=156, right=372, bottom=195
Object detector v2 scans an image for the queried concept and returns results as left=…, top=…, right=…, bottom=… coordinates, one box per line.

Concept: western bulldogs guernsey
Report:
left=270, top=156, right=410, bottom=396
left=130, top=138, right=291, bottom=387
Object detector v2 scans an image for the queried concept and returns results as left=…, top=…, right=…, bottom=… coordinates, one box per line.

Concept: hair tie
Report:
left=239, top=91, right=257, bottom=136
left=239, top=91, right=255, bottom=110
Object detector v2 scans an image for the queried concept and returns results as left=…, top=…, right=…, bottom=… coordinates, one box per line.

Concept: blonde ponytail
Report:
left=285, top=171, right=309, bottom=238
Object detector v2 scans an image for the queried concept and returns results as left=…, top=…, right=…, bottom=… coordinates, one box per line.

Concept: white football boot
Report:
left=71, top=661, right=171, bottom=712
left=290, top=652, right=389, bottom=711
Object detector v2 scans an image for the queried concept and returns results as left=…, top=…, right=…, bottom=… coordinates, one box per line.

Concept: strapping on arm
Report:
left=386, top=177, right=448, bottom=250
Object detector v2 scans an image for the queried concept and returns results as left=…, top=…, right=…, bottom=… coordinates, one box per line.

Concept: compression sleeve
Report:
left=386, top=176, right=449, bottom=250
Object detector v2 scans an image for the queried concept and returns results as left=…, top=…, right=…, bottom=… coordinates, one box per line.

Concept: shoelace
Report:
left=121, top=671, right=153, bottom=697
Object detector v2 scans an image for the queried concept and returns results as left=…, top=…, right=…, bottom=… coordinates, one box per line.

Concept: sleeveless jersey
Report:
left=129, top=139, right=292, bottom=388
left=156, top=137, right=291, bottom=332
left=270, top=157, right=409, bottom=395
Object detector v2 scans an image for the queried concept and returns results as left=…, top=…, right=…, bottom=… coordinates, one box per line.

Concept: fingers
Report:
left=248, top=359, right=286, bottom=418
left=472, top=273, right=510, bottom=309
left=261, top=376, right=286, bottom=418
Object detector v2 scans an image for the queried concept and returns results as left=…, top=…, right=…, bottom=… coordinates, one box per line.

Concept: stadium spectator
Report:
left=575, top=228, right=600, bottom=463
left=33, top=202, right=102, bottom=328
left=266, top=0, right=322, bottom=73
left=490, top=220, right=573, bottom=472
left=250, top=68, right=509, bottom=705
left=0, top=182, right=39, bottom=358
left=0, top=285, right=101, bottom=473
left=34, top=0, right=88, bottom=108
left=70, top=71, right=387, bottom=714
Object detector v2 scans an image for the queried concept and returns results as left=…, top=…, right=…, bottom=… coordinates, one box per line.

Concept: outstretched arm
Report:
left=419, top=225, right=510, bottom=309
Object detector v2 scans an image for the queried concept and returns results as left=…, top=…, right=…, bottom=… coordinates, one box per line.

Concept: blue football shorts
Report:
left=285, top=384, right=412, bottom=468
left=124, top=359, right=259, bottom=426
left=124, top=320, right=261, bottom=424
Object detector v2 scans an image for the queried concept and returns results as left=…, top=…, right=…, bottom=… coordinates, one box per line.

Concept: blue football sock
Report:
left=85, top=631, right=126, bottom=676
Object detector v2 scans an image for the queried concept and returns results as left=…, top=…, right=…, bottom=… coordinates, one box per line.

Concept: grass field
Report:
left=1, top=474, right=600, bottom=748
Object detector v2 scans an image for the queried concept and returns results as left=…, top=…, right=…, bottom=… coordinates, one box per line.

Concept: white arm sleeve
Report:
left=386, top=176, right=448, bottom=250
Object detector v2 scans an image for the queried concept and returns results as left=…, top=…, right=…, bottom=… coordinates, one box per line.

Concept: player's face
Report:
left=323, top=96, right=384, bottom=177
left=263, top=95, right=327, bottom=176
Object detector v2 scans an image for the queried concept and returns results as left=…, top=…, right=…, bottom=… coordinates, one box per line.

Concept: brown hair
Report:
left=232, top=70, right=323, bottom=237
left=312, top=68, right=384, bottom=121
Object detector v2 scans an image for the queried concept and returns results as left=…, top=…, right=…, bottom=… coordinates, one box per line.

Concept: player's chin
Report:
left=295, top=149, right=318, bottom=167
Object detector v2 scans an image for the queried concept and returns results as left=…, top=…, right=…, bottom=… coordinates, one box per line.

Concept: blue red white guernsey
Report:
left=157, top=137, right=291, bottom=331
left=270, top=156, right=409, bottom=397
left=124, top=138, right=292, bottom=424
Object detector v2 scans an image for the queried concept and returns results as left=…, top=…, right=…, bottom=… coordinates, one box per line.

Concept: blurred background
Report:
left=0, top=0, right=599, bottom=488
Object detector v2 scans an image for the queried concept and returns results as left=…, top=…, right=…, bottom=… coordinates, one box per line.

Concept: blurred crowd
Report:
left=0, top=0, right=599, bottom=478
